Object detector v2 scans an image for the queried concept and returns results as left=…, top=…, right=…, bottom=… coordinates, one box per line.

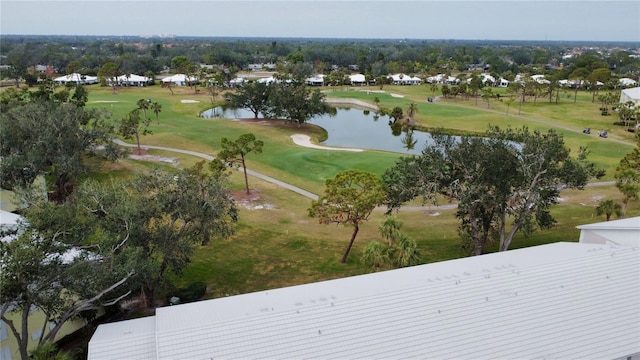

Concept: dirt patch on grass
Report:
left=233, top=189, right=275, bottom=210
left=128, top=153, right=179, bottom=166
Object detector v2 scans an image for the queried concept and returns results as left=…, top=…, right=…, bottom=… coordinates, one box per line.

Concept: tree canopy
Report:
left=0, top=100, right=119, bottom=202
left=1, top=163, right=238, bottom=359
left=309, top=169, right=386, bottom=263
left=212, top=133, right=264, bottom=195
left=383, top=126, right=604, bottom=255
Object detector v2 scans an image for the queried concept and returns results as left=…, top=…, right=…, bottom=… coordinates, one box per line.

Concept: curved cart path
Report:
left=113, top=139, right=614, bottom=212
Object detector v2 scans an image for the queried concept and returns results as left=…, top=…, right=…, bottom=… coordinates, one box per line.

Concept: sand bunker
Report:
left=93, top=100, right=119, bottom=103
left=291, top=134, right=363, bottom=152
left=390, top=93, right=405, bottom=98
left=181, top=99, right=200, bottom=104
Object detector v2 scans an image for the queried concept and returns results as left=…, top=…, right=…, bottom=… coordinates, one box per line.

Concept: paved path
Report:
left=113, top=139, right=319, bottom=200
left=113, top=140, right=615, bottom=211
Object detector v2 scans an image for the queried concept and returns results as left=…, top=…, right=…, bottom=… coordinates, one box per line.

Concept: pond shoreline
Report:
left=324, top=97, right=380, bottom=112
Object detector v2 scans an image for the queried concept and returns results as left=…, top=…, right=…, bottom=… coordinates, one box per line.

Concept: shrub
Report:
left=170, top=281, right=207, bottom=303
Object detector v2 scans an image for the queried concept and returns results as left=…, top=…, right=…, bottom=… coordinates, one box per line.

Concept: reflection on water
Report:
left=201, top=106, right=440, bottom=155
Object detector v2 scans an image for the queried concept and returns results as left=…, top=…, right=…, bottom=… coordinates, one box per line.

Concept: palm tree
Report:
left=401, top=129, right=418, bottom=151
left=361, top=240, right=391, bottom=271
left=595, top=199, right=622, bottom=221
left=395, top=234, right=421, bottom=268
left=379, top=216, right=402, bottom=246
left=137, top=98, right=150, bottom=120
left=406, top=102, right=418, bottom=121
left=151, top=101, right=162, bottom=124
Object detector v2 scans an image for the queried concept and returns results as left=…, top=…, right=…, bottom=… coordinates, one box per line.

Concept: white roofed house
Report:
left=161, top=73, right=198, bottom=87
left=619, top=77, right=639, bottom=88
left=388, top=73, right=422, bottom=85
left=88, top=218, right=640, bottom=360
left=426, top=73, right=459, bottom=85
left=53, top=73, right=99, bottom=85
left=620, top=86, right=640, bottom=107
left=105, top=74, right=152, bottom=87
left=348, top=73, right=366, bottom=86
left=577, top=216, right=640, bottom=246
left=305, top=74, right=325, bottom=86
left=531, top=74, right=550, bottom=84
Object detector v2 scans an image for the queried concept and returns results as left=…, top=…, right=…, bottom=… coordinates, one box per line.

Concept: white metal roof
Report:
left=0, top=210, right=22, bottom=227
left=161, top=74, right=197, bottom=83
left=88, top=316, right=157, bottom=360
left=577, top=216, right=640, bottom=246
left=114, top=74, right=151, bottom=82
left=88, top=242, right=640, bottom=360
left=577, top=216, right=640, bottom=230
left=621, top=86, right=640, bottom=101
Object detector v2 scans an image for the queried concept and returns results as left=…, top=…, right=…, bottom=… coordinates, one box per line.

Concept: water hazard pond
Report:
left=201, top=106, right=441, bottom=155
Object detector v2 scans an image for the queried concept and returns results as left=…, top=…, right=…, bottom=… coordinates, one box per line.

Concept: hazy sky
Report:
left=1, top=0, right=639, bottom=42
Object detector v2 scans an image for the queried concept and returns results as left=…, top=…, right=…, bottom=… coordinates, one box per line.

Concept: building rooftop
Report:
left=88, top=242, right=640, bottom=359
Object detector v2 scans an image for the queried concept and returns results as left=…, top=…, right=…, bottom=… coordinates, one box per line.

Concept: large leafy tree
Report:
left=212, top=133, right=264, bottom=194
left=266, top=80, right=334, bottom=124
left=224, top=82, right=271, bottom=118
left=125, top=164, right=238, bottom=304
left=1, top=164, right=238, bottom=357
left=0, top=190, right=139, bottom=360
left=568, top=67, right=590, bottom=103
left=309, top=169, right=386, bottom=263
left=119, top=108, right=152, bottom=155
left=383, top=126, right=604, bottom=254
left=97, top=62, right=120, bottom=94
left=0, top=101, right=119, bottom=202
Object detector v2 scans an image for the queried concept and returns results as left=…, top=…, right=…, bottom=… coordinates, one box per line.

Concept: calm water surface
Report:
left=201, top=107, right=440, bottom=155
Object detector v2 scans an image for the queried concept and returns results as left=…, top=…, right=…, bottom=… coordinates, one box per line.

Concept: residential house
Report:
left=388, top=73, right=422, bottom=85
left=577, top=216, right=640, bottom=246
left=305, top=74, right=325, bottom=86
left=105, top=74, right=152, bottom=87
left=161, top=74, right=198, bottom=87
left=348, top=74, right=366, bottom=86
left=53, top=73, right=99, bottom=85
left=620, top=87, right=640, bottom=107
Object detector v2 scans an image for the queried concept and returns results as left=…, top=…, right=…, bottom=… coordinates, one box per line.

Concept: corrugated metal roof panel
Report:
left=88, top=316, right=156, bottom=360
left=89, top=243, right=640, bottom=360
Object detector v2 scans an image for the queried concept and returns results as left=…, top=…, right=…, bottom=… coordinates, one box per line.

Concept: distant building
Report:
left=620, top=87, right=640, bottom=107
left=105, top=74, right=153, bottom=87
left=305, top=74, right=325, bottom=86
left=388, top=73, right=422, bottom=85
left=578, top=216, right=640, bottom=246
left=160, top=74, right=198, bottom=87
left=53, top=73, right=99, bottom=85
